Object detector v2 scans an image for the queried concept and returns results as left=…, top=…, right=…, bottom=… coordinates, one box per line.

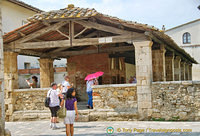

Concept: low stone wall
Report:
left=11, top=88, right=50, bottom=121
left=152, top=81, right=200, bottom=121
left=92, top=84, right=138, bottom=121
left=14, top=88, right=49, bottom=111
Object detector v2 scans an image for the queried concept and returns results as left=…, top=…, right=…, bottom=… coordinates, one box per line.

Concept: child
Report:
left=64, top=88, right=79, bottom=136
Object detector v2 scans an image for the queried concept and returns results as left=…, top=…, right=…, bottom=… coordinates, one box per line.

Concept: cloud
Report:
left=22, top=0, right=200, bottom=29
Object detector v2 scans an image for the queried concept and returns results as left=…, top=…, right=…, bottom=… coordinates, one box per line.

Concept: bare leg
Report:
left=66, top=124, right=70, bottom=136
left=70, top=124, right=74, bottom=136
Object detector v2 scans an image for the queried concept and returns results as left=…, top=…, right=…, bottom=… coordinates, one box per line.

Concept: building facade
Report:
left=1, top=0, right=66, bottom=70
left=165, top=19, right=200, bottom=80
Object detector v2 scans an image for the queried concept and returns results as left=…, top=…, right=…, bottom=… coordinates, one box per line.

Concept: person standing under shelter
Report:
left=26, top=76, right=38, bottom=88
left=62, top=76, right=73, bottom=94
left=47, top=82, right=64, bottom=130
left=86, top=78, right=98, bottom=109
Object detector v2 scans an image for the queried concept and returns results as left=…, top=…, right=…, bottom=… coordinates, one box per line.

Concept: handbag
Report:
left=45, top=89, right=52, bottom=107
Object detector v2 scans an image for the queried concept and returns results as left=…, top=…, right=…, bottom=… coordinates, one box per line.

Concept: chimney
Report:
left=162, top=25, right=166, bottom=31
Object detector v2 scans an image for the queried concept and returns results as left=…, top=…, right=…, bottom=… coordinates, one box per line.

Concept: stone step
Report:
left=12, top=110, right=50, bottom=121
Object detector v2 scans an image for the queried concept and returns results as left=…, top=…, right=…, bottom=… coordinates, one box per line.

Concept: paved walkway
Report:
left=5, top=120, right=200, bottom=136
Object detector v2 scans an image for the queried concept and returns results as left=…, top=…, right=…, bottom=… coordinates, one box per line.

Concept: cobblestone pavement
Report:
left=5, top=120, right=200, bottom=136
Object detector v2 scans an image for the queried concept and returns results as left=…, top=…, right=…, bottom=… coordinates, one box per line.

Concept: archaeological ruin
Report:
left=1, top=4, right=200, bottom=124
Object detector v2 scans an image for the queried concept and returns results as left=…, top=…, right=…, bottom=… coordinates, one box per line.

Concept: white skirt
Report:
left=64, top=110, right=75, bottom=124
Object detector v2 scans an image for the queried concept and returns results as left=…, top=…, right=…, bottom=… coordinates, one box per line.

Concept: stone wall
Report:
left=13, top=88, right=49, bottom=111
left=10, top=88, right=50, bottom=121
left=152, top=81, right=200, bottom=121
left=91, top=84, right=138, bottom=121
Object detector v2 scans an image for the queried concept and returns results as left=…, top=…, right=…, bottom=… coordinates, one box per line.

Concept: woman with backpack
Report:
left=47, top=82, right=64, bottom=130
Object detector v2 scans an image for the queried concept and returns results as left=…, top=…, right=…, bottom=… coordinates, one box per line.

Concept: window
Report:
left=24, top=62, right=31, bottom=69
left=183, top=32, right=191, bottom=44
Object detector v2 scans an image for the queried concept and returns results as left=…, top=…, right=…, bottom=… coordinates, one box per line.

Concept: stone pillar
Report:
left=4, top=52, right=18, bottom=121
left=134, top=40, right=153, bottom=120
left=152, top=45, right=166, bottom=81
left=174, top=56, right=181, bottom=81
left=0, top=7, right=5, bottom=136
left=181, top=61, right=185, bottom=80
left=39, top=58, right=54, bottom=88
left=165, top=52, right=174, bottom=81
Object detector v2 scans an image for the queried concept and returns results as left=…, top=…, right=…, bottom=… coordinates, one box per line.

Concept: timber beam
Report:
left=11, top=34, right=146, bottom=50
left=46, top=46, right=135, bottom=58
left=75, top=20, right=136, bottom=35
left=14, top=21, right=68, bottom=43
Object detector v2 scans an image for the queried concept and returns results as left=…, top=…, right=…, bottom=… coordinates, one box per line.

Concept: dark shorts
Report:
left=49, top=106, right=60, bottom=117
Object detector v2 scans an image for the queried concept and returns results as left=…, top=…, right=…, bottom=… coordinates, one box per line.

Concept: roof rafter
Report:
left=14, top=21, right=68, bottom=43
left=74, top=20, right=135, bottom=35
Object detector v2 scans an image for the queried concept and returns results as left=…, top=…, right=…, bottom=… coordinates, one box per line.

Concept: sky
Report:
left=21, top=0, right=200, bottom=30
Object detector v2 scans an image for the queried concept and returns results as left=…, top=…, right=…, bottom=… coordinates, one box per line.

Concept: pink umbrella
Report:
left=94, top=71, right=104, bottom=77
left=84, top=71, right=104, bottom=81
left=84, top=73, right=96, bottom=81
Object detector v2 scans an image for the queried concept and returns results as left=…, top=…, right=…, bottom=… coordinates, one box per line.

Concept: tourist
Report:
left=64, top=88, right=79, bottom=136
left=132, top=76, right=137, bottom=83
left=129, top=76, right=133, bottom=83
left=86, top=78, right=98, bottom=109
left=62, top=76, right=73, bottom=95
left=57, top=83, right=63, bottom=94
left=47, top=82, right=64, bottom=130
left=26, top=76, right=38, bottom=88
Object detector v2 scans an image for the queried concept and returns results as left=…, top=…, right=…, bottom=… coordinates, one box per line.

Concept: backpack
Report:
left=45, top=89, right=52, bottom=107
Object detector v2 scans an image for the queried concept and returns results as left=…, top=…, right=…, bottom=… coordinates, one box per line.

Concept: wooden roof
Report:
left=3, top=4, right=197, bottom=64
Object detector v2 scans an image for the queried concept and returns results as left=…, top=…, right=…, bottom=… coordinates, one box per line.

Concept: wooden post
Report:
left=69, top=21, right=74, bottom=47
left=165, top=52, right=174, bottom=81
left=134, top=40, right=153, bottom=120
left=152, top=44, right=166, bottom=81
left=181, top=61, right=185, bottom=81
left=189, top=64, right=192, bottom=80
left=174, top=56, right=181, bottom=81
left=39, top=58, right=54, bottom=88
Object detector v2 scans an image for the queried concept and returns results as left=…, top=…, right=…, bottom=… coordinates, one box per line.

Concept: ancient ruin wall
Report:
left=152, top=81, right=200, bottom=121
left=13, top=88, right=49, bottom=111
left=91, top=84, right=138, bottom=121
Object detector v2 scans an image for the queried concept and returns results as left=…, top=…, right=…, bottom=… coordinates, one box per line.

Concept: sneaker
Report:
left=52, top=126, right=59, bottom=130
left=50, top=123, right=53, bottom=128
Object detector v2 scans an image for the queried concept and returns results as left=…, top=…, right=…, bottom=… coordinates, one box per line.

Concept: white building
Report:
left=1, top=0, right=66, bottom=69
left=165, top=19, right=200, bottom=80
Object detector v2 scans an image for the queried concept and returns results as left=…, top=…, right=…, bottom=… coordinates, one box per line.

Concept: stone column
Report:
left=174, top=56, right=181, bottom=81
left=134, top=40, right=153, bottom=120
left=165, top=52, right=174, bottom=81
left=152, top=44, right=166, bottom=81
left=4, top=52, right=18, bottom=121
left=181, top=61, right=185, bottom=80
left=0, top=7, right=5, bottom=136
left=39, top=58, right=54, bottom=88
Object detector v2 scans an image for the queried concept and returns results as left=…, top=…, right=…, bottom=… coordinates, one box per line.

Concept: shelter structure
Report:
left=2, top=4, right=197, bottom=120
